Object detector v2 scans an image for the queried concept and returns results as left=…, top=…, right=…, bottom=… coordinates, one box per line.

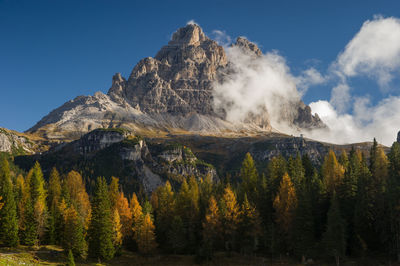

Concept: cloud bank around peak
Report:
left=211, top=16, right=400, bottom=146
left=211, top=31, right=324, bottom=133
left=212, top=46, right=302, bottom=131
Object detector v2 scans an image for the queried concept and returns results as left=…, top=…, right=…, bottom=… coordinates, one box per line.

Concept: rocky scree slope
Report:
left=28, top=24, right=324, bottom=141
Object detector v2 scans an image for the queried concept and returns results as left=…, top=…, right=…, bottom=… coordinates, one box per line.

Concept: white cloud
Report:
left=335, top=16, right=400, bottom=88
left=302, top=16, right=400, bottom=145
left=186, top=19, right=198, bottom=26
left=295, top=67, right=326, bottom=94
left=212, top=46, right=302, bottom=131
left=211, top=30, right=232, bottom=47
left=210, top=16, right=400, bottom=146
left=307, top=97, right=400, bottom=146
left=330, top=83, right=351, bottom=113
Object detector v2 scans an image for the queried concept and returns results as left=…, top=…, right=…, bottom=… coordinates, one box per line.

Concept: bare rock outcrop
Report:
left=28, top=23, right=324, bottom=141
left=0, top=128, right=37, bottom=154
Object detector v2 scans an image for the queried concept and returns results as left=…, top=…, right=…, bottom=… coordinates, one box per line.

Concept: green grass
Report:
left=0, top=246, right=63, bottom=265
left=0, top=246, right=394, bottom=265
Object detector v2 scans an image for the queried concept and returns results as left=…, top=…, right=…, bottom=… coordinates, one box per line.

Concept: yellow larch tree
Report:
left=273, top=172, right=297, bottom=235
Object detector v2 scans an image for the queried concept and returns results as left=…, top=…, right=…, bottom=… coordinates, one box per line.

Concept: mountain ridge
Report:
left=27, top=23, right=324, bottom=141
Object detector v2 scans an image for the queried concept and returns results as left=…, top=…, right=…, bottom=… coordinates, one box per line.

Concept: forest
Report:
left=0, top=139, right=399, bottom=266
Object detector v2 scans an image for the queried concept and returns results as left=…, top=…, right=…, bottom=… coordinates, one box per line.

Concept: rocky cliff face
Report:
left=28, top=23, right=324, bottom=141
left=0, top=128, right=38, bottom=154
left=110, top=24, right=228, bottom=116
left=20, top=128, right=217, bottom=193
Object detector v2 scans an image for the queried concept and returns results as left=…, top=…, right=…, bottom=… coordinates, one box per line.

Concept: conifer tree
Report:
left=67, top=249, right=75, bottom=266
left=287, top=153, right=305, bottom=190
left=130, top=193, right=143, bottom=231
left=202, top=196, right=222, bottom=258
left=142, top=200, right=153, bottom=218
left=48, top=167, right=62, bottom=208
left=369, top=145, right=389, bottom=245
left=177, top=177, right=200, bottom=252
left=220, top=185, right=240, bottom=251
left=63, top=205, right=88, bottom=259
left=64, top=170, right=91, bottom=230
left=29, top=161, right=47, bottom=243
left=131, top=192, right=144, bottom=250
left=88, top=177, right=115, bottom=260
left=16, top=173, right=35, bottom=246
left=136, top=213, right=157, bottom=255
left=322, top=150, right=345, bottom=194
left=292, top=186, right=315, bottom=260
left=22, top=192, right=37, bottom=246
left=199, top=175, right=213, bottom=218
left=168, top=215, right=186, bottom=254
left=240, top=153, right=259, bottom=203
left=151, top=181, right=175, bottom=247
left=239, top=194, right=261, bottom=254
left=47, top=167, right=62, bottom=244
left=353, top=156, right=375, bottom=255
left=0, top=158, right=19, bottom=246
left=268, top=156, right=287, bottom=196
left=57, top=198, right=68, bottom=245
left=386, top=142, right=400, bottom=261
left=323, top=193, right=346, bottom=266
left=116, top=191, right=132, bottom=241
left=112, top=208, right=123, bottom=254
left=15, top=174, right=25, bottom=207
left=338, top=150, right=349, bottom=171
left=185, top=176, right=201, bottom=252
left=337, top=149, right=360, bottom=254
left=273, top=172, right=297, bottom=235
left=109, top=176, right=120, bottom=209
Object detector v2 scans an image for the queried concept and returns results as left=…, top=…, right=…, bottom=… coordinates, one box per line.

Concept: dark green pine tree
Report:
left=63, top=206, right=88, bottom=259
left=239, top=194, right=261, bottom=254
left=29, top=161, right=47, bottom=243
left=168, top=215, right=186, bottom=254
left=239, top=153, right=259, bottom=203
left=291, top=185, right=315, bottom=261
left=22, top=194, right=37, bottom=246
left=287, top=153, right=305, bottom=190
left=323, top=192, right=346, bottom=266
left=337, top=149, right=359, bottom=252
left=88, top=177, right=115, bottom=260
left=387, top=142, right=400, bottom=261
left=353, top=155, right=375, bottom=255
left=369, top=138, right=378, bottom=175
left=267, top=155, right=287, bottom=197
left=0, top=158, right=19, bottom=246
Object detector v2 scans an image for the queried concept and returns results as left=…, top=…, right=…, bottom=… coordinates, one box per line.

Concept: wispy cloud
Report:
left=334, top=15, right=400, bottom=89
left=210, top=15, right=400, bottom=146
left=211, top=30, right=232, bottom=47
left=186, top=19, right=199, bottom=26
left=305, top=16, right=400, bottom=145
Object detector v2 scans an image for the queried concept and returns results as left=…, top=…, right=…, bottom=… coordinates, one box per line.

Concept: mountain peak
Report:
left=234, top=36, right=262, bottom=56
left=29, top=24, right=325, bottom=140
left=169, top=23, right=207, bottom=47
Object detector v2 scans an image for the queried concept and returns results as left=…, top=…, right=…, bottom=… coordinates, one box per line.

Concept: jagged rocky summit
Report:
left=28, top=23, right=324, bottom=141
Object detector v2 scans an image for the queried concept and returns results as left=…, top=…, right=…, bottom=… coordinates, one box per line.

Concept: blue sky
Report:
left=1, top=0, right=400, bottom=133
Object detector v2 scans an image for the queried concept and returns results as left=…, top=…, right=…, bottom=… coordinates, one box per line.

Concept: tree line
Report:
left=0, top=139, right=400, bottom=265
